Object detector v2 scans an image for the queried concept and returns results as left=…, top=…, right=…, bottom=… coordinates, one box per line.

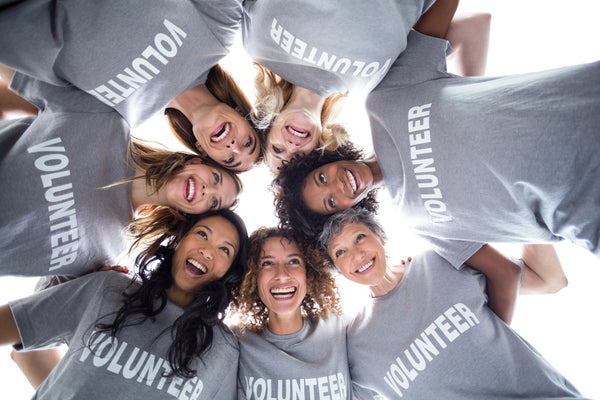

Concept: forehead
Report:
left=189, top=215, right=239, bottom=245
left=301, top=168, right=328, bottom=214
left=330, top=222, right=369, bottom=246
left=261, top=236, right=300, bottom=255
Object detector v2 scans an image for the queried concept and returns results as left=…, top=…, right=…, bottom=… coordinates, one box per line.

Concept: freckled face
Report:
left=165, top=159, right=239, bottom=214
left=193, top=102, right=260, bottom=172
left=327, top=222, right=386, bottom=287
left=168, top=215, right=240, bottom=306
left=301, top=160, right=375, bottom=215
left=266, top=107, right=321, bottom=171
left=257, top=237, right=307, bottom=319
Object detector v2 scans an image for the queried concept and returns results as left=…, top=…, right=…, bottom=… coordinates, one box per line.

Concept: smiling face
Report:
left=193, top=102, right=260, bottom=172
left=265, top=108, right=322, bottom=171
left=164, top=158, right=239, bottom=214
left=327, top=222, right=387, bottom=287
left=168, top=215, right=240, bottom=306
left=257, top=237, right=307, bottom=324
left=301, top=160, right=375, bottom=215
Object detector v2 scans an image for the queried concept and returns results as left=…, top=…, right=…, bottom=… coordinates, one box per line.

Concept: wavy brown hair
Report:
left=251, top=64, right=349, bottom=152
left=164, top=64, right=263, bottom=169
left=232, top=227, right=342, bottom=332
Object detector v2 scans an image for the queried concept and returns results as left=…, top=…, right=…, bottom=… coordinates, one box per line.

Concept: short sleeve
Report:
left=419, top=234, right=484, bottom=269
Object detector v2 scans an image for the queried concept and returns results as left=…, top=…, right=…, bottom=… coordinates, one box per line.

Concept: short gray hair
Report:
left=318, top=208, right=386, bottom=254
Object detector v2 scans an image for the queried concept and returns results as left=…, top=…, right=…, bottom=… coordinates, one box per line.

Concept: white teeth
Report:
left=345, top=169, right=357, bottom=193
left=270, top=286, right=296, bottom=298
left=186, top=178, right=195, bottom=201
left=287, top=126, right=309, bottom=138
left=187, top=258, right=207, bottom=274
left=357, top=259, right=373, bottom=273
left=211, top=122, right=231, bottom=142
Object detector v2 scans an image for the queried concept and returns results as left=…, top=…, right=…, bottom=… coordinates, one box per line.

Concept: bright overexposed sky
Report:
left=1, top=0, right=599, bottom=398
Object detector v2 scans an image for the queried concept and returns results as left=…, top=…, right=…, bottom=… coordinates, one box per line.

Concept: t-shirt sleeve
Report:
left=0, top=0, right=68, bottom=86
left=9, top=272, right=125, bottom=351
left=419, top=234, right=484, bottom=269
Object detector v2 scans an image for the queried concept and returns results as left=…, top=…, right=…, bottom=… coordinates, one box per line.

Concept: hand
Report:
left=95, top=265, right=129, bottom=274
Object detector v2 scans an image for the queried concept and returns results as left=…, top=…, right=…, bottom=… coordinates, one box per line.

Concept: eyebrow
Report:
left=249, top=136, right=257, bottom=156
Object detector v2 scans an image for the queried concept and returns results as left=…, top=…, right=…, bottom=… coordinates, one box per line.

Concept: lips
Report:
left=356, top=257, right=375, bottom=273
left=286, top=125, right=310, bottom=139
left=344, top=168, right=358, bottom=194
left=185, top=177, right=197, bottom=202
left=211, top=122, right=231, bottom=143
left=185, top=258, right=207, bottom=277
left=270, top=285, right=297, bottom=300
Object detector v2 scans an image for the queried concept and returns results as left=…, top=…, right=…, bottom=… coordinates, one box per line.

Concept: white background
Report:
left=1, top=0, right=599, bottom=398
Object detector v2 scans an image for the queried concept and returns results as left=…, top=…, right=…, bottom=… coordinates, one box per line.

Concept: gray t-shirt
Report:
left=347, top=250, right=583, bottom=399
left=367, top=31, right=600, bottom=266
left=233, top=315, right=352, bottom=400
left=10, top=271, right=239, bottom=400
left=0, top=73, right=132, bottom=277
left=0, top=0, right=243, bottom=126
left=242, top=0, right=435, bottom=97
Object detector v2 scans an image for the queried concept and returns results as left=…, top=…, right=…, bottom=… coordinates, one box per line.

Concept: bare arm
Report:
left=0, top=64, right=38, bottom=118
left=445, top=12, right=492, bottom=76
left=466, top=244, right=522, bottom=325
left=0, top=304, right=22, bottom=347
left=413, top=0, right=460, bottom=39
left=520, top=244, right=567, bottom=295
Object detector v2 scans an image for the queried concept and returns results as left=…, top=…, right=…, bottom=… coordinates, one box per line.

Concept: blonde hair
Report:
left=251, top=64, right=349, bottom=152
left=231, top=227, right=342, bottom=332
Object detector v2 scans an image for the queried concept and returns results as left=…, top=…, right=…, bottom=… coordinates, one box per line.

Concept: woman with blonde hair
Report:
left=231, top=227, right=351, bottom=399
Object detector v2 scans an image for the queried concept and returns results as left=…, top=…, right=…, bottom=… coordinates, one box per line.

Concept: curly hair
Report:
left=251, top=64, right=349, bottom=153
left=231, top=227, right=342, bottom=332
left=164, top=64, right=264, bottom=170
left=272, top=143, right=379, bottom=240
left=92, top=209, right=248, bottom=379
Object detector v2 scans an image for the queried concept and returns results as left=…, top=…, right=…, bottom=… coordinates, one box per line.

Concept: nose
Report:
left=274, top=264, right=291, bottom=279
left=225, top=138, right=236, bottom=149
left=199, top=247, right=213, bottom=260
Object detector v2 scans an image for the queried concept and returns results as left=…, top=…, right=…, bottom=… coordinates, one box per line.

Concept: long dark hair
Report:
left=92, top=209, right=248, bottom=378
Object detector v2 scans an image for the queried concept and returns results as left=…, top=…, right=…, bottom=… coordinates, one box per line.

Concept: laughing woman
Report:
left=231, top=227, right=350, bottom=399
left=0, top=209, right=248, bottom=399
left=319, top=207, right=582, bottom=399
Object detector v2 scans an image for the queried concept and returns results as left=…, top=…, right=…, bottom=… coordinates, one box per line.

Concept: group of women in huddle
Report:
left=0, top=0, right=598, bottom=399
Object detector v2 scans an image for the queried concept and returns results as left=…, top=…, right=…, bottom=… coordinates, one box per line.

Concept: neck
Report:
left=130, top=166, right=169, bottom=213
left=286, top=85, right=326, bottom=117
left=267, top=310, right=304, bottom=335
left=167, top=84, right=218, bottom=126
left=369, top=263, right=405, bottom=298
left=365, top=155, right=384, bottom=188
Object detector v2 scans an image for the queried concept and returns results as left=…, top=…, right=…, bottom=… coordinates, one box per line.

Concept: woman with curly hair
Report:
left=0, top=209, right=249, bottom=399
left=231, top=227, right=351, bottom=399
left=273, top=142, right=380, bottom=240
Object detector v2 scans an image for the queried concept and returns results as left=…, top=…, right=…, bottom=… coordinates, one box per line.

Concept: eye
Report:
left=220, top=246, right=231, bottom=256
left=356, top=233, right=366, bottom=242
left=212, top=172, right=220, bottom=184
left=244, top=137, right=252, bottom=148
left=261, top=260, right=272, bottom=268
left=272, top=145, right=283, bottom=154
left=197, top=230, right=208, bottom=239
left=318, top=172, right=327, bottom=184
left=328, top=197, right=336, bottom=209
left=334, top=249, right=345, bottom=258
left=210, top=198, right=218, bottom=209
left=289, top=258, right=302, bottom=265
left=223, top=156, right=234, bottom=165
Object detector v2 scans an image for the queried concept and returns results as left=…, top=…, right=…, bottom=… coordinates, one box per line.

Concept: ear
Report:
left=194, top=141, right=208, bottom=157
left=187, top=157, right=203, bottom=165
left=234, top=105, right=244, bottom=116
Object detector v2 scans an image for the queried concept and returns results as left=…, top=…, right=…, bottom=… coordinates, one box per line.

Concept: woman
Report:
left=273, top=48, right=600, bottom=262
left=318, top=207, right=581, bottom=399
left=0, top=2, right=262, bottom=171
left=231, top=227, right=350, bottom=399
left=0, top=209, right=248, bottom=399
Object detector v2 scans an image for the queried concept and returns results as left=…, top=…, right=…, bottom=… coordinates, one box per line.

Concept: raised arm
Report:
left=519, top=244, right=568, bottom=295
left=413, top=0, right=460, bottom=39
left=0, top=304, right=21, bottom=347
left=465, top=244, right=522, bottom=325
left=445, top=12, right=492, bottom=76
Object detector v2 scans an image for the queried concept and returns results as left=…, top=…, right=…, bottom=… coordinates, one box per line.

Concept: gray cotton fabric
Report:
left=242, top=0, right=435, bottom=97
left=0, top=0, right=243, bottom=126
left=233, top=315, right=352, bottom=400
left=0, top=73, right=132, bottom=277
left=10, top=271, right=239, bottom=399
left=347, top=250, right=584, bottom=400
left=367, top=30, right=600, bottom=267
